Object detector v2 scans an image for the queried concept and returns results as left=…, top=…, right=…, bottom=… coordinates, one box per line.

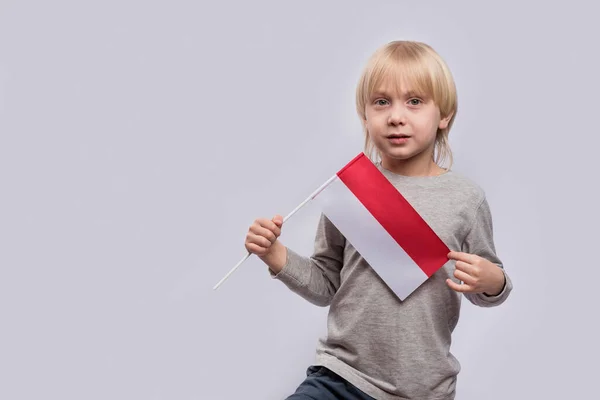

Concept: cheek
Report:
left=363, top=117, right=374, bottom=133
left=414, top=117, right=439, bottom=136
left=365, top=114, right=384, bottom=132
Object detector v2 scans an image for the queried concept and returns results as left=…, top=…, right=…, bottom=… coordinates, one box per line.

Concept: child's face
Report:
left=364, top=78, right=451, bottom=168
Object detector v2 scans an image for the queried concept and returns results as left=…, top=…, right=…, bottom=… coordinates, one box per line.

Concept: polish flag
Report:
left=313, top=152, right=450, bottom=300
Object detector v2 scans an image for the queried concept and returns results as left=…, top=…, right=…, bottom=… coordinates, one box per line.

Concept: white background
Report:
left=1, top=1, right=598, bottom=399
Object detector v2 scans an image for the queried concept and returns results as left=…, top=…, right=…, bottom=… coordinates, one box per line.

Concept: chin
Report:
left=380, top=150, right=415, bottom=161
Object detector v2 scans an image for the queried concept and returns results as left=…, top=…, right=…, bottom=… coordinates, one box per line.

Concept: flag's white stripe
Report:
left=315, top=177, right=428, bottom=301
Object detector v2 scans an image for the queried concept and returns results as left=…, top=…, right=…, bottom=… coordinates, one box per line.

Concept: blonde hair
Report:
left=355, top=41, right=458, bottom=169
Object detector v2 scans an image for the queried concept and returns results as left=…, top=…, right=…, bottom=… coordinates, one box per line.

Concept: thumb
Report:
left=272, top=214, right=283, bottom=226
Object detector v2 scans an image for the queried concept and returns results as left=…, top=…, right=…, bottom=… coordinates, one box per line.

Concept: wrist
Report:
left=484, top=268, right=506, bottom=297
left=260, top=240, right=287, bottom=274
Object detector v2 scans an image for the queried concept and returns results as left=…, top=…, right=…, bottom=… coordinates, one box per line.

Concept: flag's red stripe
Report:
left=336, top=153, right=449, bottom=277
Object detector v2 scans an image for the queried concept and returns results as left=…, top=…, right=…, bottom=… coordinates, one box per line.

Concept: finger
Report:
left=247, top=232, right=273, bottom=248
left=272, top=214, right=284, bottom=227
left=257, top=219, right=281, bottom=239
left=447, top=251, right=476, bottom=264
left=454, top=260, right=477, bottom=276
left=246, top=242, right=268, bottom=256
left=453, top=269, right=477, bottom=286
left=446, top=279, right=475, bottom=293
left=250, top=223, right=278, bottom=243
left=270, top=218, right=282, bottom=237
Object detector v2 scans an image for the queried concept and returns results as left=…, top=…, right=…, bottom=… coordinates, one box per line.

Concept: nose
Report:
left=387, top=104, right=406, bottom=126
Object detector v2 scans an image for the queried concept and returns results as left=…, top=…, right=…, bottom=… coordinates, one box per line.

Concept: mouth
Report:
left=387, top=134, right=411, bottom=144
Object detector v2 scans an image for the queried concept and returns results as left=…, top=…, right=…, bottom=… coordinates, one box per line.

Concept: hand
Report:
left=446, top=251, right=505, bottom=296
left=245, top=215, right=283, bottom=257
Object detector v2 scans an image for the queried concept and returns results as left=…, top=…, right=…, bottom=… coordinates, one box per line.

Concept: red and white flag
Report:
left=313, top=152, right=450, bottom=300
left=213, top=152, right=450, bottom=293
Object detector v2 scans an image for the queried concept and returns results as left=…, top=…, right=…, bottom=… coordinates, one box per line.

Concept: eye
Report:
left=408, top=98, right=422, bottom=106
left=374, top=99, right=389, bottom=106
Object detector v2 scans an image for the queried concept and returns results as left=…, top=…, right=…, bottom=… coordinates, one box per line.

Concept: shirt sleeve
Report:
left=461, top=196, right=513, bottom=307
left=269, top=213, right=345, bottom=306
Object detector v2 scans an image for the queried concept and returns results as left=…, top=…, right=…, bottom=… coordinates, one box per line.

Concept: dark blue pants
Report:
left=286, top=365, right=376, bottom=400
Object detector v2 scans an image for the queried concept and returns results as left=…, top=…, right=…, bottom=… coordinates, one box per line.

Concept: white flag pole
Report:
left=213, top=174, right=338, bottom=290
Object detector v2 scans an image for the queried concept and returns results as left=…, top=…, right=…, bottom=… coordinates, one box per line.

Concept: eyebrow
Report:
left=371, top=90, right=424, bottom=99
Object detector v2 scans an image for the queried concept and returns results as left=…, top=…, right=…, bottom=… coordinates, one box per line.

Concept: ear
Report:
left=438, top=112, right=454, bottom=130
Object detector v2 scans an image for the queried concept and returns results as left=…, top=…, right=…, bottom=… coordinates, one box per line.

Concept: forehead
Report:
left=371, top=74, right=426, bottom=98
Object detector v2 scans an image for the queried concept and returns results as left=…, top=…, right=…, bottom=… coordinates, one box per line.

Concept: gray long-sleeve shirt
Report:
left=271, top=166, right=513, bottom=400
